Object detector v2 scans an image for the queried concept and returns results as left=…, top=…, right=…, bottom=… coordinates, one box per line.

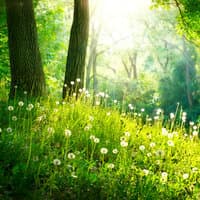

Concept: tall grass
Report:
left=0, top=90, right=200, bottom=199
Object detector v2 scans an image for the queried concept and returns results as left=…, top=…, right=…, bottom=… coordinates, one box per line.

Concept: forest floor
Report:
left=0, top=93, right=200, bottom=199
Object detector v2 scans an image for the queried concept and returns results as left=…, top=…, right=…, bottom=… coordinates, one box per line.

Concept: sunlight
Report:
left=91, top=0, right=151, bottom=49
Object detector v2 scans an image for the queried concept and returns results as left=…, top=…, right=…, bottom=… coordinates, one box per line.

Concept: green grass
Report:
left=0, top=92, right=200, bottom=200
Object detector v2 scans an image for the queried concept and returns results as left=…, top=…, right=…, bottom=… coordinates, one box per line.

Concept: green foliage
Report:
left=0, top=91, right=199, bottom=199
left=151, top=0, right=200, bottom=45
left=35, top=0, right=73, bottom=95
left=0, top=6, right=9, bottom=80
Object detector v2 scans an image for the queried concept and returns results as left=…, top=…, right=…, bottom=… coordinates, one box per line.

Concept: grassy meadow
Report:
left=0, top=88, right=200, bottom=200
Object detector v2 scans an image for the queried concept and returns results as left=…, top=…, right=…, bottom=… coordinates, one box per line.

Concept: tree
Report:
left=151, top=0, right=200, bottom=46
left=63, top=0, right=89, bottom=99
left=5, top=0, right=45, bottom=98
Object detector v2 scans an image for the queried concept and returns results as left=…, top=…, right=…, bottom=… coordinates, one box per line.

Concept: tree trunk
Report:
left=183, top=38, right=193, bottom=108
left=63, top=0, right=89, bottom=99
left=129, top=51, right=138, bottom=79
left=5, top=0, right=45, bottom=99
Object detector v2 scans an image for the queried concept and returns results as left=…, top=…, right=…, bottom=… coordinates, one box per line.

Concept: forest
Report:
left=0, top=0, right=200, bottom=199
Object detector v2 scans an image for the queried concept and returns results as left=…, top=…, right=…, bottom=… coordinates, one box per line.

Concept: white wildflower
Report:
left=68, top=153, right=76, bottom=159
left=150, top=142, right=156, bottom=148
left=167, top=140, right=174, bottom=147
left=143, top=169, right=149, bottom=176
left=113, top=100, right=117, bottom=104
left=7, top=127, right=12, bottom=133
left=183, top=173, right=189, bottom=179
left=53, top=159, right=61, bottom=166
left=94, top=138, right=100, bottom=143
left=139, top=145, right=145, bottom=151
left=12, top=116, right=17, bottom=121
left=193, top=131, right=198, bottom=136
left=120, top=141, right=128, bottom=147
left=107, top=163, right=115, bottom=169
left=161, top=172, right=168, bottom=183
left=64, top=129, right=72, bottom=137
left=18, top=101, right=24, bottom=107
left=124, top=131, right=131, bottom=137
left=76, top=78, right=81, bottom=82
left=90, top=135, right=96, bottom=140
left=112, top=149, right=118, bottom=154
left=100, top=147, right=108, bottom=154
left=162, top=128, right=168, bottom=136
left=8, top=106, right=14, bottom=111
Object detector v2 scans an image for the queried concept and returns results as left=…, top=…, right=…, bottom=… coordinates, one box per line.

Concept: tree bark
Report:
left=63, top=0, right=89, bottom=99
left=5, top=0, right=45, bottom=99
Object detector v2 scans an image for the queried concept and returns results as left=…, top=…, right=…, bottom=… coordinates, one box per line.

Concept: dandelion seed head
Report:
left=193, top=126, right=198, bottom=130
left=139, top=145, right=145, bottom=151
left=147, top=153, right=152, bottom=157
left=8, top=106, right=14, bottom=111
left=150, top=142, right=156, bottom=148
left=100, top=147, right=108, bottom=154
left=192, top=167, right=198, bottom=173
left=94, top=138, right=100, bottom=143
left=18, top=101, right=24, bottom=107
left=76, top=78, right=81, bottom=82
left=161, top=172, right=168, bottom=182
left=189, top=121, right=194, bottom=126
left=124, top=131, right=131, bottom=137
left=193, top=130, right=198, bottom=136
left=64, top=129, right=72, bottom=137
left=53, top=159, right=61, bottom=166
left=70, top=81, right=75, bottom=85
left=7, top=127, right=12, bottom=133
left=170, top=113, right=175, bottom=119
left=107, top=163, right=115, bottom=169
left=12, top=116, right=17, bottom=121
left=183, top=173, right=189, bottom=179
left=168, top=133, right=174, bottom=139
left=167, top=140, right=174, bottom=147
left=95, top=101, right=100, bottom=106
left=90, top=135, right=96, bottom=140
left=112, top=148, right=118, bottom=154
left=68, top=153, right=76, bottom=159
left=107, top=112, right=111, bottom=116
left=89, top=116, right=94, bottom=121
left=143, top=169, right=149, bottom=176
left=84, top=124, right=92, bottom=131
left=120, top=141, right=128, bottom=147
left=162, top=128, right=168, bottom=136
left=26, top=104, right=34, bottom=111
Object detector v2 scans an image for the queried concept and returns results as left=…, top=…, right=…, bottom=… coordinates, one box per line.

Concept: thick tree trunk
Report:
left=63, top=0, right=89, bottom=99
left=5, top=0, right=45, bottom=99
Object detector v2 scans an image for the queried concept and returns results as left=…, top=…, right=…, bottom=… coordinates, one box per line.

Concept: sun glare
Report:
left=91, top=0, right=151, bottom=49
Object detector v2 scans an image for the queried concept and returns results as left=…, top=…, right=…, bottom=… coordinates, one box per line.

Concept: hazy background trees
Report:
left=0, top=0, right=199, bottom=120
